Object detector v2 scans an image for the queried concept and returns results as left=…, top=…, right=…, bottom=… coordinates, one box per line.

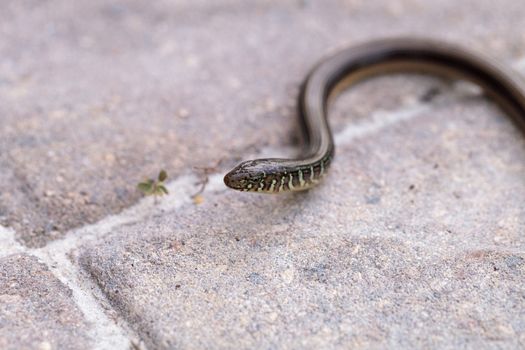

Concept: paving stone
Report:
left=2, top=0, right=525, bottom=246
left=0, top=254, right=92, bottom=350
left=79, top=94, right=525, bottom=349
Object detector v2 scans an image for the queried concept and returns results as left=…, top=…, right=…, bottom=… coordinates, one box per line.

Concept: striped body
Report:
left=245, top=155, right=332, bottom=193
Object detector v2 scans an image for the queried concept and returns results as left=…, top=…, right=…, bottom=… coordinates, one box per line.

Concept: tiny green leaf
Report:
left=158, top=170, right=168, bottom=182
left=137, top=182, right=153, bottom=193
left=158, top=185, right=169, bottom=195
left=137, top=171, right=169, bottom=201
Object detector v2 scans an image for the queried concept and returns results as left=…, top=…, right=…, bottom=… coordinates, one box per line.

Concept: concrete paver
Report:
left=0, top=254, right=92, bottom=350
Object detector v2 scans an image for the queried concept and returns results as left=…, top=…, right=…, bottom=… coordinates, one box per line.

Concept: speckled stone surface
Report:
left=2, top=0, right=525, bottom=246
left=0, top=254, right=92, bottom=350
left=80, top=97, right=525, bottom=348
left=1, top=0, right=525, bottom=349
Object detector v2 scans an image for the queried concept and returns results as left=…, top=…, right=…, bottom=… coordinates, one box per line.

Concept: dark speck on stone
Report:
left=366, top=195, right=381, bottom=204
left=44, top=222, right=58, bottom=233
left=246, top=272, right=264, bottom=285
left=16, top=135, right=38, bottom=148
left=114, top=187, right=129, bottom=201
left=365, top=183, right=382, bottom=204
left=505, top=256, right=524, bottom=270
left=420, top=86, right=442, bottom=102
left=303, top=264, right=329, bottom=284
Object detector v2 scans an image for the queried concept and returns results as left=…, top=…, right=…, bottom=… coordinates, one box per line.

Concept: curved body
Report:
left=224, top=38, right=525, bottom=193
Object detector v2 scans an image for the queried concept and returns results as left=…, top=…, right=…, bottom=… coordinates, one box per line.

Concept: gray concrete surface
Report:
left=0, top=0, right=524, bottom=349
left=79, top=99, right=525, bottom=349
left=0, top=254, right=92, bottom=350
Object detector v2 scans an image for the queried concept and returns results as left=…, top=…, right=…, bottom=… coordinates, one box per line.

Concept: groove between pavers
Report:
left=2, top=57, right=525, bottom=349
left=0, top=226, right=135, bottom=349
left=0, top=226, right=24, bottom=258
left=33, top=250, right=134, bottom=349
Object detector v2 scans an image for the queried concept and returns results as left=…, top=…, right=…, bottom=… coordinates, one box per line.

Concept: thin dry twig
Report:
left=191, top=158, right=224, bottom=198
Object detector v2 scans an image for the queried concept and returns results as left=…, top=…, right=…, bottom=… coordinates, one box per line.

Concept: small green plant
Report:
left=137, top=170, right=169, bottom=203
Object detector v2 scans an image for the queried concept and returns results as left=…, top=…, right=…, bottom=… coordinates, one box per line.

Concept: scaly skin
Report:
left=224, top=37, right=525, bottom=193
